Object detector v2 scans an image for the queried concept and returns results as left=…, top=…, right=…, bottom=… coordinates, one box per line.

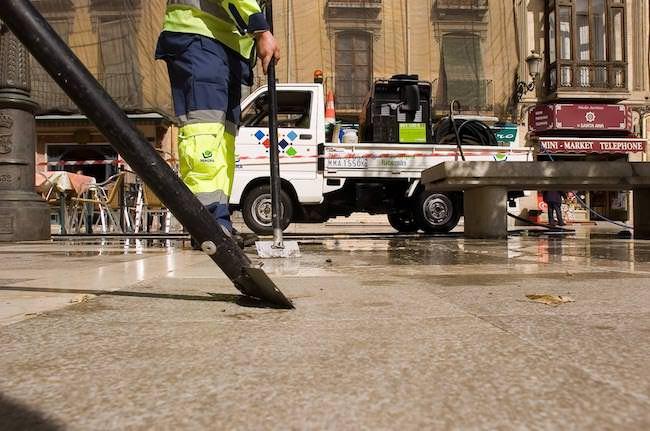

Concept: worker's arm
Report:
left=219, top=0, right=280, bottom=74
left=255, top=31, right=280, bottom=74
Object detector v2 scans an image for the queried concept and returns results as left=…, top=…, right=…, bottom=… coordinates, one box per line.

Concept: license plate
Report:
left=326, top=157, right=369, bottom=169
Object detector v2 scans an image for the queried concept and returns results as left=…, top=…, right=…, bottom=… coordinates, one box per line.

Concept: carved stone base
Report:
left=0, top=193, right=50, bottom=241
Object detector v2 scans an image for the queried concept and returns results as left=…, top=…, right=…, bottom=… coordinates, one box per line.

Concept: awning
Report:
left=538, top=137, right=647, bottom=154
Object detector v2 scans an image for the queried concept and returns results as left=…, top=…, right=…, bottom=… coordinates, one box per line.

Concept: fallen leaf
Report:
left=526, top=294, right=575, bottom=306
left=70, top=294, right=94, bottom=304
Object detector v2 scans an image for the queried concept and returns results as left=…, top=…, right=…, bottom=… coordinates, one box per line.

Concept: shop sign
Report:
left=539, top=137, right=647, bottom=154
left=529, top=104, right=632, bottom=132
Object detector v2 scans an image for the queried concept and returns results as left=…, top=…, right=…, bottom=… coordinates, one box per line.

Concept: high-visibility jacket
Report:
left=163, top=0, right=269, bottom=60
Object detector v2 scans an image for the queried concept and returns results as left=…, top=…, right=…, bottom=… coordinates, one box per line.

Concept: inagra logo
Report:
left=202, top=150, right=213, bottom=159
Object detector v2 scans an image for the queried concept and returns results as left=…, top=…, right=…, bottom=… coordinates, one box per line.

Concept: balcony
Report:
left=327, top=0, right=381, bottom=8
left=326, top=0, right=382, bottom=18
left=435, top=0, right=488, bottom=9
left=100, top=72, right=144, bottom=110
left=433, top=78, right=494, bottom=114
left=433, top=0, right=488, bottom=21
left=31, top=78, right=76, bottom=114
left=547, top=62, right=630, bottom=101
left=326, top=0, right=382, bottom=36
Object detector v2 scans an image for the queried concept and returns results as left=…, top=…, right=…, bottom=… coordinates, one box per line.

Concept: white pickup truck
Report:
left=231, top=83, right=532, bottom=234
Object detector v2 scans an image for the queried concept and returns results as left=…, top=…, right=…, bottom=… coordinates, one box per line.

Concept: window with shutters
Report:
left=91, top=0, right=143, bottom=109
left=438, top=33, right=490, bottom=111
left=30, top=1, right=75, bottom=113
left=432, top=0, right=491, bottom=113
left=335, top=32, right=372, bottom=112
left=97, top=18, right=142, bottom=108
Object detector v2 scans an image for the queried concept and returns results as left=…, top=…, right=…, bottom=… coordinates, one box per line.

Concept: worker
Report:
left=155, top=0, right=280, bottom=247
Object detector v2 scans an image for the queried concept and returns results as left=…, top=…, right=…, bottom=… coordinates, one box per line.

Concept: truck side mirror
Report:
left=401, top=84, right=420, bottom=112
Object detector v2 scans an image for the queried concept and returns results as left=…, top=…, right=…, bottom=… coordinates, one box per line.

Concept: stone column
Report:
left=0, top=22, right=50, bottom=241
left=463, top=186, right=509, bottom=239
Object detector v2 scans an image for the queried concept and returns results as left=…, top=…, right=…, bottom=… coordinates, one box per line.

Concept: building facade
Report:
left=31, top=0, right=650, bottom=222
left=516, top=0, right=649, bottom=222
left=31, top=0, right=173, bottom=182
left=267, top=0, right=521, bottom=121
left=266, top=0, right=650, bottom=222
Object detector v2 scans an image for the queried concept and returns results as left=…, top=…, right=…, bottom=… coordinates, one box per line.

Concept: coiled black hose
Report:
left=433, top=117, right=499, bottom=148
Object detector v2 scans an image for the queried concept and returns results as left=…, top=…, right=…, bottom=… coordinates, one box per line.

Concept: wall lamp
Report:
left=515, top=50, right=542, bottom=103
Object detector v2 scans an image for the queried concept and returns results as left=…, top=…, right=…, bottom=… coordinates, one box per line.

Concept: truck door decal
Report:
left=254, top=129, right=300, bottom=157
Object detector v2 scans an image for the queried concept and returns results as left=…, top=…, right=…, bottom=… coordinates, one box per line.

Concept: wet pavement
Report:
left=1, top=224, right=650, bottom=429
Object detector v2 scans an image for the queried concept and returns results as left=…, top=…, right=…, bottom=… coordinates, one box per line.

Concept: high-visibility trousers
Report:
left=155, top=30, right=252, bottom=233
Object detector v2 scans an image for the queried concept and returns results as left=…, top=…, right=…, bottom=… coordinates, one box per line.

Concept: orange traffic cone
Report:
left=325, top=90, right=336, bottom=125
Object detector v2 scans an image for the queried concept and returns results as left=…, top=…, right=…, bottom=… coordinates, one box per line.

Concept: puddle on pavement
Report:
left=416, top=270, right=649, bottom=287
left=3, top=234, right=649, bottom=270
left=300, top=235, right=650, bottom=268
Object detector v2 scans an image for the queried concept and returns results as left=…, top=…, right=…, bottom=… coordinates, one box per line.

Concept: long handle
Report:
left=0, top=0, right=293, bottom=308
left=265, top=1, right=284, bottom=248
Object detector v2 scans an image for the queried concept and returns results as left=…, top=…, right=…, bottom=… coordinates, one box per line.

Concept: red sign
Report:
left=529, top=104, right=632, bottom=132
left=538, top=137, right=647, bottom=154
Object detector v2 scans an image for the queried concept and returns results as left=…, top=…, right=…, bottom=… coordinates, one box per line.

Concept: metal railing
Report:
left=434, top=0, right=488, bottom=9
left=327, top=0, right=382, bottom=6
left=432, top=78, right=494, bottom=112
left=100, top=72, right=144, bottom=108
left=548, top=62, right=628, bottom=92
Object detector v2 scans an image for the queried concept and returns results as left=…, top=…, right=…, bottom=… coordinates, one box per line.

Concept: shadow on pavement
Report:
left=0, top=286, right=280, bottom=309
left=0, top=393, right=63, bottom=431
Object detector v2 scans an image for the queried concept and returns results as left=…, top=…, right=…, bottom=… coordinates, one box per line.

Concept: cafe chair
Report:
left=69, top=173, right=127, bottom=234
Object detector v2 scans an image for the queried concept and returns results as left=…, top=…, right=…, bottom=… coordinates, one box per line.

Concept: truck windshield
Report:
left=241, top=91, right=312, bottom=129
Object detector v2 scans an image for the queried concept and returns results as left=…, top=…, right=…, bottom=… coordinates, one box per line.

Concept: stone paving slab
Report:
left=0, top=233, right=649, bottom=429
left=1, top=276, right=649, bottom=430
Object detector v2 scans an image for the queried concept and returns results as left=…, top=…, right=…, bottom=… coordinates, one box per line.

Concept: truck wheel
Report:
left=387, top=212, right=418, bottom=233
left=413, top=191, right=460, bottom=233
left=242, top=185, right=293, bottom=235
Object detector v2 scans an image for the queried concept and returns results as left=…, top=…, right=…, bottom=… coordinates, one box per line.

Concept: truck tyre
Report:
left=413, top=191, right=460, bottom=233
left=242, top=184, right=293, bottom=235
left=387, top=212, right=418, bottom=233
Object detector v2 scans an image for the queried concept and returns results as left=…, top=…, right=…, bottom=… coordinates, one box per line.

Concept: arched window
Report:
left=335, top=31, right=372, bottom=112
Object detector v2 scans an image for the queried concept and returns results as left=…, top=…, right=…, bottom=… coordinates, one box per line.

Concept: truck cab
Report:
left=231, top=84, right=341, bottom=232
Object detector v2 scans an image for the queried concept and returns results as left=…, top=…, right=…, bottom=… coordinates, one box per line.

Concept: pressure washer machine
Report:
left=359, top=74, right=432, bottom=144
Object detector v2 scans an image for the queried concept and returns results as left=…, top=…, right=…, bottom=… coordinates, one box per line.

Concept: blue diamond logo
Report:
left=287, top=131, right=298, bottom=141
left=279, top=139, right=290, bottom=149
left=255, top=130, right=266, bottom=141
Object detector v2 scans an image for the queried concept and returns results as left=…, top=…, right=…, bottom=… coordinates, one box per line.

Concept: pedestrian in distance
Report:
left=542, top=190, right=566, bottom=226
left=155, top=0, right=280, bottom=248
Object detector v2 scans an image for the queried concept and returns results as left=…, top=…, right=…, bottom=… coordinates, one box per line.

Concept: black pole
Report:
left=265, top=1, right=284, bottom=248
left=0, top=0, right=293, bottom=308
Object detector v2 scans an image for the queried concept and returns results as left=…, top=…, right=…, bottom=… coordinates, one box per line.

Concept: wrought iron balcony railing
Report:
left=548, top=61, right=628, bottom=94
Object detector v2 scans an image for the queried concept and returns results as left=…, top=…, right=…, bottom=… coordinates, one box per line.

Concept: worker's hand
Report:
left=255, top=31, right=280, bottom=74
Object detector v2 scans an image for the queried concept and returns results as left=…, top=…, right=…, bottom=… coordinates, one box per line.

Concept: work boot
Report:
left=232, top=229, right=258, bottom=248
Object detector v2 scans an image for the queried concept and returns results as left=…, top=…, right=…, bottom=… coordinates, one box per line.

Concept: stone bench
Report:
left=421, top=161, right=650, bottom=239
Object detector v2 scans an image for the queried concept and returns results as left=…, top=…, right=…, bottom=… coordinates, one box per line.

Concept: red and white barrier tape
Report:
left=38, top=158, right=178, bottom=166
left=39, top=148, right=531, bottom=166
